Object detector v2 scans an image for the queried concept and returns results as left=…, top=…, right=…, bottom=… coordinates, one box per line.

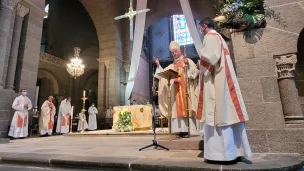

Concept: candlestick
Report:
left=81, top=93, right=88, bottom=133
left=69, top=106, right=74, bottom=133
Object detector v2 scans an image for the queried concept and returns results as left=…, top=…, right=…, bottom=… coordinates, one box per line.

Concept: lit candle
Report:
left=83, top=90, right=86, bottom=97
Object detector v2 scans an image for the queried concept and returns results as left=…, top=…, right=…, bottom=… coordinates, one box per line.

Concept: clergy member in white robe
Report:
left=8, top=89, right=32, bottom=138
left=106, top=106, right=113, bottom=119
left=77, top=112, right=88, bottom=131
left=88, top=103, right=98, bottom=130
left=197, top=18, right=252, bottom=162
left=56, top=97, right=72, bottom=134
left=154, top=41, right=200, bottom=138
left=39, top=96, right=56, bottom=136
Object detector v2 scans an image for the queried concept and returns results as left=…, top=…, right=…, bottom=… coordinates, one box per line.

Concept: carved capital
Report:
left=0, top=0, right=18, bottom=12
left=16, top=3, right=29, bottom=18
left=104, top=61, right=110, bottom=69
left=274, top=53, right=297, bottom=80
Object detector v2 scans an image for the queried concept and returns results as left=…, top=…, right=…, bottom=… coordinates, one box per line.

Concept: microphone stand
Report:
left=139, top=62, right=169, bottom=151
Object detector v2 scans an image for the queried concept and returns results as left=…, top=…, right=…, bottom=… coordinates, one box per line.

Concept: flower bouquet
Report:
left=113, top=110, right=133, bottom=132
left=214, top=0, right=266, bottom=32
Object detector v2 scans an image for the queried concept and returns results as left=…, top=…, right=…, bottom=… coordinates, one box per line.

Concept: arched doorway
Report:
left=37, top=69, right=59, bottom=108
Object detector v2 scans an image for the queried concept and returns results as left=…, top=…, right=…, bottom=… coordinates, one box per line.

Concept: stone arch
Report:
left=37, top=69, right=59, bottom=94
left=295, top=28, right=304, bottom=112
left=37, top=68, right=60, bottom=108
left=297, top=28, right=304, bottom=64
left=44, top=0, right=99, bottom=60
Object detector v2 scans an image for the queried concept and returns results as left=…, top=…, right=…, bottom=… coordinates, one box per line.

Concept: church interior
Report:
left=36, top=0, right=214, bottom=126
left=0, top=0, right=303, bottom=160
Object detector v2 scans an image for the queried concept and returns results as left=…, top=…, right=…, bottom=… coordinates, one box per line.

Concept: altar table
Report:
left=113, top=105, right=152, bottom=131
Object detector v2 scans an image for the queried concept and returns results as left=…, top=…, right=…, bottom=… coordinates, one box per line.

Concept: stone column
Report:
left=123, top=61, right=130, bottom=88
left=5, top=3, right=29, bottom=90
left=274, top=53, right=304, bottom=124
left=97, top=59, right=106, bottom=117
left=104, top=60, right=110, bottom=109
left=0, top=0, right=18, bottom=88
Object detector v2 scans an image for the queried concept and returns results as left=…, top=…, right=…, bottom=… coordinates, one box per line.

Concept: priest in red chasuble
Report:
left=154, top=41, right=200, bottom=138
left=197, top=18, right=252, bottom=162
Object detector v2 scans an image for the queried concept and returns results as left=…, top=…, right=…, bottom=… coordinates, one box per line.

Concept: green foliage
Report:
left=113, top=111, right=133, bottom=132
left=214, top=0, right=267, bottom=30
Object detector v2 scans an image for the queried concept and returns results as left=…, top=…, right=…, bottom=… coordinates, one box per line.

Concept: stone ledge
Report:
left=0, top=153, right=303, bottom=171
left=0, top=138, right=9, bottom=144
left=158, top=135, right=204, bottom=150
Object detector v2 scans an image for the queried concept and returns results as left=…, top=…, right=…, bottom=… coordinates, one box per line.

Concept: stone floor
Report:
left=0, top=165, right=134, bottom=171
left=0, top=136, right=302, bottom=171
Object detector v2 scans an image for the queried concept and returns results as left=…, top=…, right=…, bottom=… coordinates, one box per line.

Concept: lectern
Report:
left=157, top=69, right=179, bottom=134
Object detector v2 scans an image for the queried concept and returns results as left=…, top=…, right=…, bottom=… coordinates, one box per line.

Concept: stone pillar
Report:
left=0, top=0, right=18, bottom=88
left=97, top=59, right=106, bottom=117
left=104, top=60, right=110, bottom=109
left=274, top=53, right=304, bottom=124
left=5, top=3, right=29, bottom=90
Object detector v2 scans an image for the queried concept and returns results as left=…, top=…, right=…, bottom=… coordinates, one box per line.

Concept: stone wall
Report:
left=231, top=0, right=304, bottom=154
left=0, top=0, right=45, bottom=138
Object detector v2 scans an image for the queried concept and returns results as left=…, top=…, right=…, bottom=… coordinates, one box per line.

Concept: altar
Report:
left=113, top=105, right=152, bottom=131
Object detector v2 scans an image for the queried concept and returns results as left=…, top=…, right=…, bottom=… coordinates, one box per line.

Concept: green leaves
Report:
left=214, top=0, right=266, bottom=30
left=113, top=111, right=133, bottom=132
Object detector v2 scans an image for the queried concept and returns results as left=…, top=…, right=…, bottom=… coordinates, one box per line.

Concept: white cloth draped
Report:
left=56, top=99, right=72, bottom=134
left=88, top=106, right=98, bottom=130
left=8, top=95, right=32, bottom=138
left=125, top=0, right=148, bottom=105
left=180, top=0, right=203, bottom=56
left=204, top=123, right=252, bottom=161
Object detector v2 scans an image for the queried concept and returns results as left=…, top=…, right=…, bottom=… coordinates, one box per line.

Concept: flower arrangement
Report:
left=214, top=0, right=266, bottom=31
left=113, top=110, right=133, bottom=132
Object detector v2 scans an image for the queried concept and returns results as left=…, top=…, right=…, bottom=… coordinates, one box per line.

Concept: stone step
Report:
left=0, top=152, right=303, bottom=171
left=158, top=135, right=203, bottom=150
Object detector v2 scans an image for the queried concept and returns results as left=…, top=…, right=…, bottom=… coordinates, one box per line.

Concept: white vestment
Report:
left=77, top=113, right=88, bottom=131
left=106, top=109, right=113, bottom=118
left=155, top=56, right=200, bottom=133
left=8, top=95, right=32, bottom=138
left=56, top=99, right=72, bottom=133
left=88, top=106, right=98, bottom=130
left=39, top=100, right=56, bottom=135
left=198, top=30, right=252, bottom=161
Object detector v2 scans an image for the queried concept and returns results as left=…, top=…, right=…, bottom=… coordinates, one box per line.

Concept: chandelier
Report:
left=67, top=47, right=85, bottom=79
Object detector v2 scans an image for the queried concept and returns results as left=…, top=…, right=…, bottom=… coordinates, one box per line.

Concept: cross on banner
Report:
left=114, top=0, right=150, bottom=41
